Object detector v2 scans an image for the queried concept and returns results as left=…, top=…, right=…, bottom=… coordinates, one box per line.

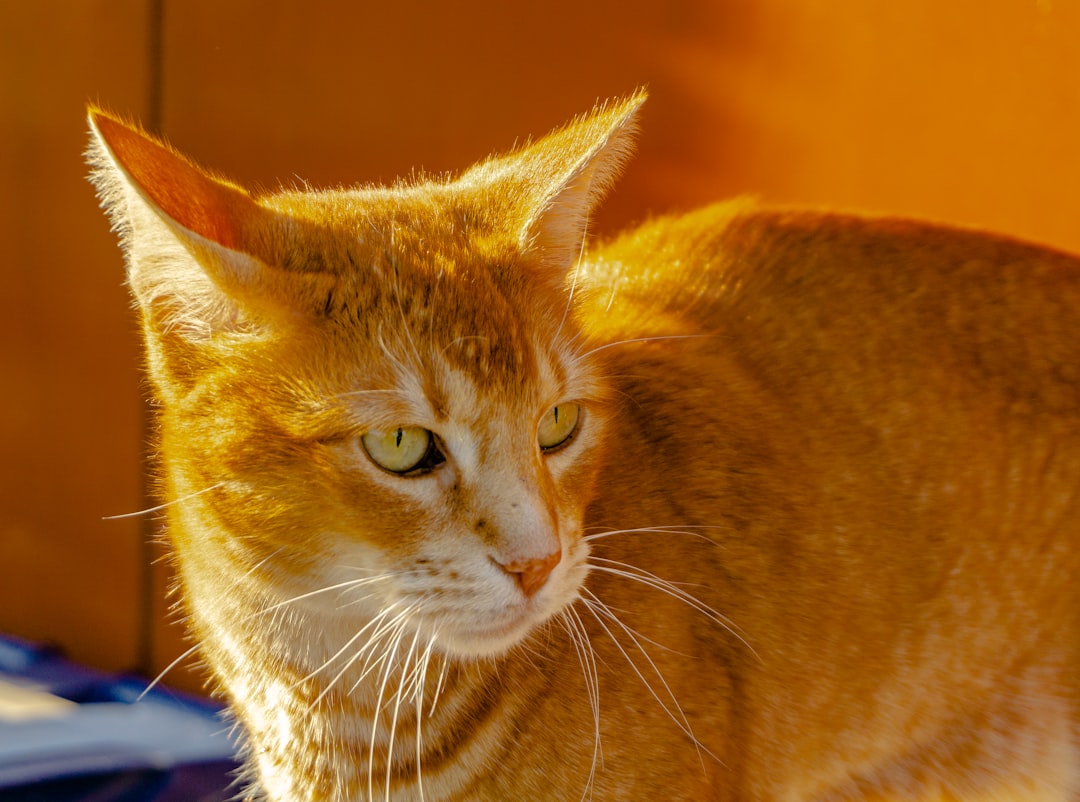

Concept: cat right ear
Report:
left=463, top=91, right=646, bottom=274
left=86, top=107, right=302, bottom=340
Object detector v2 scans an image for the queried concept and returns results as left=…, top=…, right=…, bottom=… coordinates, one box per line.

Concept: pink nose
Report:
left=502, top=551, right=561, bottom=597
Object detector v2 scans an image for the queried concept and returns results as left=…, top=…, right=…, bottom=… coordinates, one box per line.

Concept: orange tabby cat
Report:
left=87, top=92, right=1078, bottom=801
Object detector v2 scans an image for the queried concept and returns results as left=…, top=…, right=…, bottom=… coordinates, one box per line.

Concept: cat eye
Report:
left=538, top=403, right=581, bottom=451
left=361, top=426, right=445, bottom=475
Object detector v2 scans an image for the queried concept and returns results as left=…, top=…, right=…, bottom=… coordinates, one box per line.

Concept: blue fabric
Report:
left=0, top=634, right=239, bottom=801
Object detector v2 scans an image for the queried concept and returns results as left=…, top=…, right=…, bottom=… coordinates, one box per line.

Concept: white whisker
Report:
left=414, top=630, right=440, bottom=802
left=139, top=551, right=282, bottom=700
left=439, top=335, right=489, bottom=358
left=561, top=607, right=602, bottom=801
left=580, top=588, right=718, bottom=769
left=371, top=619, right=408, bottom=802
left=555, top=213, right=591, bottom=344
left=102, top=481, right=226, bottom=520
left=304, top=615, right=390, bottom=704
left=582, top=524, right=720, bottom=545
left=329, top=388, right=401, bottom=403
left=430, top=652, right=449, bottom=717
left=349, top=608, right=415, bottom=695
left=587, top=557, right=759, bottom=663
left=136, top=642, right=202, bottom=701
left=244, top=575, right=391, bottom=622
left=575, top=334, right=715, bottom=361
left=386, top=624, right=423, bottom=800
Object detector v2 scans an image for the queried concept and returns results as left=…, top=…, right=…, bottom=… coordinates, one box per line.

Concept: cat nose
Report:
left=501, top=550, right=561, bottom=597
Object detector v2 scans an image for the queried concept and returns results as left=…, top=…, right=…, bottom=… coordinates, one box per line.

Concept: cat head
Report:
left=87, top=93, right=644, bottom=659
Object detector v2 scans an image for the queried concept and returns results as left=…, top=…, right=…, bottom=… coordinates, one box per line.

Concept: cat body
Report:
left=88, top=93, right=1078, bottom=800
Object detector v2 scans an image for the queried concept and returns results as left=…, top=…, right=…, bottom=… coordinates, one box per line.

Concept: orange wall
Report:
left=3, top=0, right=1079, bottom=692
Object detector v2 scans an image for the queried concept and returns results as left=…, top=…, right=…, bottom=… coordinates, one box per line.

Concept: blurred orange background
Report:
left=3, top=0, right=1079, bottom=693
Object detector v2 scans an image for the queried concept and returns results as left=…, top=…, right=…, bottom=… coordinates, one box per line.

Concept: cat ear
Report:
left=466, top=90, right=646, bottom=270
left=86, top=107, right=310, bottom=340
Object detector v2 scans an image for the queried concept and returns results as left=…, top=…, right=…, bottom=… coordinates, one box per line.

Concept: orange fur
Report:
left=87, top=92, right=1078, bottom=801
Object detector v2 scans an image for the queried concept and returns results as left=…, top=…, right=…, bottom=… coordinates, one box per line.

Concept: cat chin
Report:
left=435, top=594, right=574, bottom=659
left=437, top=622, right=535, bottom=659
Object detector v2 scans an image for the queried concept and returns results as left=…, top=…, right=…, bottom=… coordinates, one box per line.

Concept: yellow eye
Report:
left=538, top=403, right=581, bottom=451
left=361, top=426, right=441, bottom=474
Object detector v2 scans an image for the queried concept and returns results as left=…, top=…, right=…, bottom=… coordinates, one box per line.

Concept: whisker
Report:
left=303, top=614, right=390, bottom=703
left=582, top=525, right=720, bottom=545
left=306, top=601, right=417, bottom=709
left=328, top=388, right=401, bottom=403
left=371, top=619, right=409, bottom=802
left=361, top=606, right=429, bottom=687
left=438, top=335, right=489, bottom=358
left=560, top=607, right=602, bottom=801
left=140, top=551, right=282, bottom=699
left=587, top=558, right=759, bottom=662
left=345, top=607, right=415, bottom=697
left=430, top=651, right=449, bottom=717
left=413, top=627, right=440, bottom=802
left=394, top=290, right=426, bottom=371
left=415, top=647, right=428, bottom=802
left=386, top=624, right=423, bottom=800
left=554, top=212, right=592, bottom=346
left=603, top=279, right=619, bottom=314
left=244, top=575, right=392, bottom=622
left=580, top=589, right=718, bottom=768
left=136, top=642, right=202, bottom=701
left=575, top=334, right=716, bottom=361
left=102, top=481, right=226, bottom=520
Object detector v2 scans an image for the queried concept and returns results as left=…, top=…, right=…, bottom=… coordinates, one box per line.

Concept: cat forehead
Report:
left=337, top=337, right=573, bottom=442
left=381, top=325, right=572, bottom=414
left=265, top=182, right=510, bottom=258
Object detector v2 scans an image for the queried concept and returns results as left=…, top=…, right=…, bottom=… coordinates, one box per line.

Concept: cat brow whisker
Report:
left=574, top=333, right=717, bottom=361
left=102, top=481, right=226, bottom=520
left=393, top=289, right=427, bottom=371
left=438, top=335, right=489, bottom=358
left=603, top=280, right=619, bottom=314
left=329, top=388, right=400, bottom=402
left=555, top=215, right=591, bottom=344
left=374, top=325, right=416, bottom=388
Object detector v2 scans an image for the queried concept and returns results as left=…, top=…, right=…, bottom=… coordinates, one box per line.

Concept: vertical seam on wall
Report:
left=147, top=0, right=164, bottom=135
left=136, top=0, right=166, bottom=678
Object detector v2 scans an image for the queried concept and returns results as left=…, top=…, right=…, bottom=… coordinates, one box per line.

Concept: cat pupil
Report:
left=395, top=428, right=403, bottom=448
